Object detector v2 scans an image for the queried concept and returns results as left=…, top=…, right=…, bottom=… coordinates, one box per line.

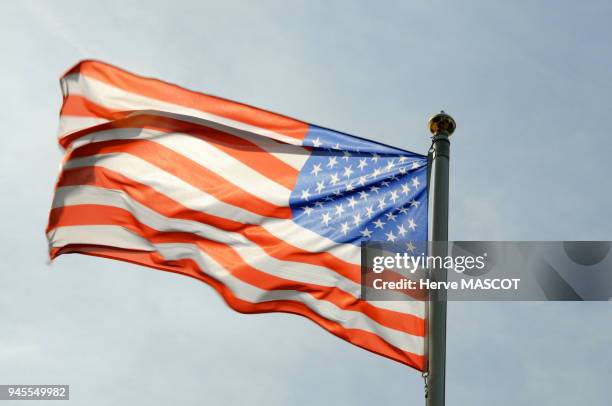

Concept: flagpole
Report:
left=425, top=111, right=455, bottom=406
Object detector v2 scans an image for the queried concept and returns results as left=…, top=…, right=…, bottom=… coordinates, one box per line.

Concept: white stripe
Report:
left=47, top=225, right=154, bottom=251
left=69, top=127, right=292, bottom=206
left=59, top=116, right=108, bottom=137
left=62, top=152, right=361, bottom=265
left=61, top=74, right=309, bottom=151
left=48, top=225, right=424, bottom=355
left=263, top=220, right=361, bottom=264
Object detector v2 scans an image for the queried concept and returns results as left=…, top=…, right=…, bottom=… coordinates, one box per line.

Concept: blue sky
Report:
left=1, top=1, right=611, bottom=404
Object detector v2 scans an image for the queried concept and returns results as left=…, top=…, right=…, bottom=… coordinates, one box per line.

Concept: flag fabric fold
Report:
left=47, top=60, right=428, bottom=370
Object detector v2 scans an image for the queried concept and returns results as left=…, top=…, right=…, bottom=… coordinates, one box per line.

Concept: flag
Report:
left=47, top=60, right=428, bottom=370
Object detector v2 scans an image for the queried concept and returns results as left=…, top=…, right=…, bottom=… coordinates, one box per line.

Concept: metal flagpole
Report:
left=425, top=111, right=455, bottom=406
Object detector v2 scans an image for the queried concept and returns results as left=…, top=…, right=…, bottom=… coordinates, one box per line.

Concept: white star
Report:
left=373, top=219, right=386, bottom=229
left=340, top=222, right=350, bottom=235
left=377, top=197, right=386, bottom=210
left=321, top=212, right=331, bottom=226
left=352, top=213, right=362, bottom=225
left=410, top=199, right=420, bottom=207
left=371, top=153, right=380, bottom=162
left=333, top=143, right=341, bottom=150
left=358, top=158, right=368, bottom=170
left=302, top=206, right=313, bottom=216
left=311, top=163, right=322, bottom=176
left=329, top=173, right=340, bottom=186
left=333, top=188, right=343, bottom=196
left=406, top=241, right=416, bottom=252
left=315, top=201, right=324, bottom=208
left=411, top=177, right=420, bottom=189
left=343, top=166, right=354, bottom=178
left=360, top=228, right=373, bottom=239
left=342, top=150, right=352, bottom=161
left=357, top=176, right=367, bottom=186
left=381, top=180, right=390, bottom=187
left=399, top=167, right=407, bottom=174
left=300, top=189, right=311, bottom=201
left=359, top=190, right=369, bottom=200
left=316, top=180, right=325, bottom=193
left=411, top=161, right=420, bottom=169
left=365, top=206, right=374, bottom=218
left=407, top=218, right=417, bottom=231
left=347, top=196, right=357, bottom=209
left=385, top=231, right=397, bottom=242
left=312, top=137, right=322, bottom=148
left=399, top=206, right=409, bottom=214
left=345, top=182, right=354, bottom=192
left=397, top=224, right=407, bottom=236
left=398, top=156, right=408, bottom=164
left=370, top=185, right=380, bottom=194
left=335, top=204, right=345, bottom=217
left=327, top=156, right=338, bottom=169
left=372, top=168, right=382, bottom=178
left=385, top=212, right=397, bottom=221
left=385, top=160, right=395, bottom=172
left=389, top=190, right=399, bottom=203
left=401, top=183, right=411, bottom=195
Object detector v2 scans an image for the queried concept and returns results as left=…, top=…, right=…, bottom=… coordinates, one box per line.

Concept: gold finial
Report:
left=428, top=110, right=456, bottom=136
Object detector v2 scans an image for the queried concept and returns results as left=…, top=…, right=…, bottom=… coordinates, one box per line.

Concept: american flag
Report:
left=47, top=60, right=427, bottom=370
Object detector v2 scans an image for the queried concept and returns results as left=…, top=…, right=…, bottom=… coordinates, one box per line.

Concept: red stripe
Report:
left=48, top=203, right=425, bottom=337
left=49, top=244, right=424, bottom=371
left=60, top=113, right=301, bottom=190
left=66, top=138, right=292, bottom=220
left=60, top=95, right=125, bottom=120
left=63, top=60, right=309, bottom=141
left=55, top=166, right=362, bottom=284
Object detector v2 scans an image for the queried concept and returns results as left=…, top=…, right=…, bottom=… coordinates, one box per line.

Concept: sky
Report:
left=1, top=0, right=612, bottom=404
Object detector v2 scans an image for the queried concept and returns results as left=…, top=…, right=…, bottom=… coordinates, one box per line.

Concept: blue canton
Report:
left=290, top=125, right=428, bottom=246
